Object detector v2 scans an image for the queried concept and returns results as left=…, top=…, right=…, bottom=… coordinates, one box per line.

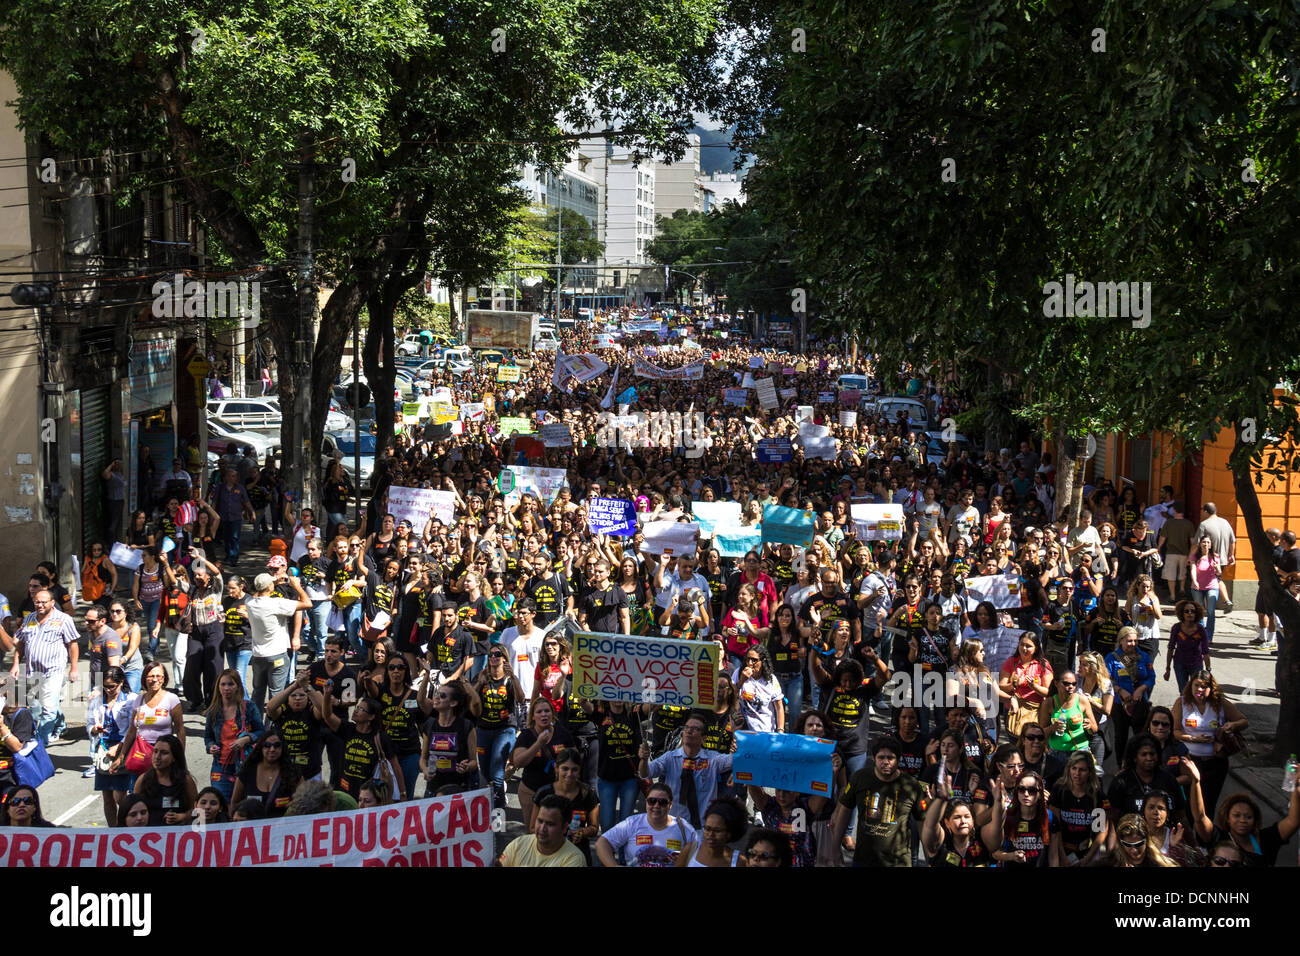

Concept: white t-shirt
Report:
left=1069, top=524, right=1102, bottom=557
left=917, top=500, right=943, bottom=535
left=502, top=626, right=545, bottom=699
left=946, top=505, right=979, bottom=544
left=602, top=813, right=698, bottom=867
left=289, top=523, right=319, bottom=563
left=732, top=668, right=784, bottom=733
left=245, top=595, right=300, bottom=658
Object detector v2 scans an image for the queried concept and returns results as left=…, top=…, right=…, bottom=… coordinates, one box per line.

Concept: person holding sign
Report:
left=734, top=646, right=784, bottom=734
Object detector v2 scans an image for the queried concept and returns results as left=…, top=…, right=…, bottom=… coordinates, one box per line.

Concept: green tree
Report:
left=713, top=0, right=1300, bottom=756
left=0, top=0, right=725, bottom=500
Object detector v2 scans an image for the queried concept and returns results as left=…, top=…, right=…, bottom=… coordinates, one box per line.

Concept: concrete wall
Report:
left=0, top=71, right=48, bottom=600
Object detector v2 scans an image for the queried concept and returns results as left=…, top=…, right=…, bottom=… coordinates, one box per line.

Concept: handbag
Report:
left=124, top=734, right=156, bottom=775
left=333, top=584, right=362, bottom=609
left=13, top=711, right=55, bottom=788
left=1214, top=727, right=1249, bottom=759
left=1006, top=705, right=1038, bottom=739
left=176, top=599, right=195, bottom=635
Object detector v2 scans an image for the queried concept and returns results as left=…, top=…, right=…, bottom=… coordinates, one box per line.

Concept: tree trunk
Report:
left=1053, top=428, right=1072, bottom=526
left=1230, top=431, right=1299, bottom=760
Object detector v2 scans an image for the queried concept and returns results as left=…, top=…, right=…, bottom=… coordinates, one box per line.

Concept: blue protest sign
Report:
left=617, top=386, right=638, bottom=405
left=732, top=732, right=835, bottom=796
left=588, top=497, right=637, bottom=536
left=756, top=438, right=792, bottom=463
left=715, top=527, right=762, bottom=558
left=723, top=388, right=748, bottom=407
left=760, top=505, right=815, bottom=548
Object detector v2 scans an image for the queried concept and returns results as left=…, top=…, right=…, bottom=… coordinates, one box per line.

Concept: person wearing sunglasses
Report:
left=595, top=781, right=698, bottom=867
left=0, top=784, right=54, bottom=828
left=230, top=730, right=301, bottom=819
left=473, top=646, right=526, bottom=810
left=368, top=655, right=422, bottom=800
left=985, top=771, right=1054, bottom=867
left=1184, top=756, right=1300, bottom=867
left=743, top=827, right=794, bottom=868
left=85, top=665, right=137, bottom=824
left=1039, top=670, right=1098, bottom=758
left=1206, top=841, right=1244, bottom=867
left=419, top=679, right=481, bottom=797
left=1109, top=813, right=1177, bottom=867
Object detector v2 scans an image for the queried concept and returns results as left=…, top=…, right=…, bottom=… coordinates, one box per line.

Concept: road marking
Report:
left=53, top=793, right=98, bottom=827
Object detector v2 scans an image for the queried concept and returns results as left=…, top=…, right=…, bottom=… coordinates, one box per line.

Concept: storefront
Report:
left=121, top=333, right=178, bottom=515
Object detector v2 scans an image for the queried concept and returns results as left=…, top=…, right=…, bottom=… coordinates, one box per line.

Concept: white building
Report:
left=702, top=170, right=745, bottom=207
left=654, top=133, right=703, bottom=218
left=577, top=140, right=655, bottom=265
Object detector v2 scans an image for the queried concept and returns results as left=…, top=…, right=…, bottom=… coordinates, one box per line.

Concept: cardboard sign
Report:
left=570, top=632, right=721, bottom=707
left=496, top=365, right=521, bottom=383
left=839, top=410, right=857, bottom=428
left=755, top=377, right=778, bottom=410
left=497, top=417, right=532, bottom=437
left=733, top=732, right=835, bottom=796
left=502, top=466, right=569, bottom=506
left=0, top=791, right=494, bottom=867
left=588, top=497, right=637, bottom=536
left=714, top=526, right=763, bottom=558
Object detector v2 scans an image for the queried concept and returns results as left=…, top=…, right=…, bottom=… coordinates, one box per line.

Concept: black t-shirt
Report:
left=579, top=585, right=628, bottom=634
left=820, top=684, right=872, bottom=758
left=1106, top=768, right=1186, bottom=819
left=532, top=782, right=599, bottom=859
left=334, top=719, right=396, bottom=796
left=839, top=768, right=927, bottom=867
left=524, top=573, right=569, bottom=627
left=297, top=556, right=330, bottom=594
left=327, top=558, right=358, bottom=594
left=222, top=596, right=251, bottom=652
left=1210, top=824, right=1288, bottom=867
left=376, top=686, right=423, bottom=755
left=455, top=594, right=493, bottom=656
left=430, top=623, right=472, bottom=677
left=912, top=627, right=953, bottom=676
left=1049, top=785, right=1108, bottom=856
left=887, top=599, right=926, bottom=671
left=596, top=707, right=643, bottom=782
left=1086, top=609, right=1130, bottom=657
left=919, top=764, right=987, bottom=807
left=475, top=674, right=521, bottom=731
left=558, top=692, right=596, bottom=738
left=894, top=731, right=930, bottom=778
left=421, top=714, right=476, bottom=791
left=928, top=831, right=992, bottom=867
left=236, top=763, right=295, bottom=818
left=514, top=724, right=575, bottom=792
left=999, top=810, right=1054, bottom=867
left=307, top=662, right=359, bottom=723
left=273, top=703, right=325, bottom=780
left=697, top=708, right=736, bottom=756
left=800, top=592, right=856, bottom=645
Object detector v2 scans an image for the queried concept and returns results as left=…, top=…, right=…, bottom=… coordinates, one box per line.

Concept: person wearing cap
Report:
left=245, top=570, right=311, bottom=709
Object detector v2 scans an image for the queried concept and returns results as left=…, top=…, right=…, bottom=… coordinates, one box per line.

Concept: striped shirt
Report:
left=16, top=608, right=79, bottom=674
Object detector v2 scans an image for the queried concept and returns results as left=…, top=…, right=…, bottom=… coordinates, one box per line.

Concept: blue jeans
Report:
left=225, top=649, right=252, bottom=691
left=1173, top=661, right=1196, bottom=693
left=844, top=752, right=869, bottom=837
left=397, top=752, right=420, bottom=801
left=1192, top=588, right=1217, bottom=642
left=138, top=599, right=162, bottom=652
left=249, top=654, right=290, bottom=710
left=477, top=726, right=517, bottom=807
left=123, top=657, right=144, bottom=694
left=222, top=519, right=244, bottom=562
left=343, top=603, right=363, bottom=655
left=305, top=600, right=331, bottom=657
left=598, top=776, right=642, bottom=831
left=777, top=673, right=804, bottom=731
left=326, top=511, right=347, bottom=540
left=209, top=759, right=237, bottom=800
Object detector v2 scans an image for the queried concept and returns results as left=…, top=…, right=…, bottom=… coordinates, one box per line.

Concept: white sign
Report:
left=541, top=423, right=573, bottom=447
left=459, top=402, right=485, bottom=421
left=839, top=410, right=857, bottom=428
left=691, top=501, right=743, bottom=538
left=755, top=377, right=778, bottom=410
left=850, top=503, right=905, bottom=540
left=779, top=388, right=797, bottom=400
left=963, top=573, right=1023, bottom=612
left=110, top=542, right=143, bottom=571
left=504, top=466, right=569, bottom=506
left=387, top=486, right=457, bottom=529
left=639, top=520, right=701, bottom=556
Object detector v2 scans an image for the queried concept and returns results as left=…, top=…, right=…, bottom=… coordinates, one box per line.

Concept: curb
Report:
left=1227, top=765, right=1289, bottom=817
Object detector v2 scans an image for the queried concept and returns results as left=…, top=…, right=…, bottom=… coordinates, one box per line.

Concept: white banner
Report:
left=839, top=410, right=857, bottom=427
left=850, top=503, right=905, bottom=540
left=963, top=573, right=1024, bottom=612
left=633, top=356, right=705, bottom=380
left=110, top=542, right=143, bottom=571
left=459, top=402, right=485, bottom=421
left=388, top=486, right=457, bottom=529
left=639, top=520, right=701, bottom=556
left=0, top=791, right=494, bottom=867
left=690, top=501, right=743, bottom=538
left=559, top=353, right=610, bottom=383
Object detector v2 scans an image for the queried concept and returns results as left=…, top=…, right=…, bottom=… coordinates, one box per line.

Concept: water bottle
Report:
left=1284, top=754, right=1299, bottom=793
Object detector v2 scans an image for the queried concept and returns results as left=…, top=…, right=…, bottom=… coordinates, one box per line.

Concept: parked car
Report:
left=209, top=396, right=351, bottom=433
left=925, top=429, right=976, bottom=461
left=320, top=430, right=376, bottom=491
left=205, top=417, right=281, bottom=461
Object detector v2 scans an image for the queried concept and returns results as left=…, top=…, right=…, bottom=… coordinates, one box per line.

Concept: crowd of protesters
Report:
left=1, top=306, right=1297, bottom=868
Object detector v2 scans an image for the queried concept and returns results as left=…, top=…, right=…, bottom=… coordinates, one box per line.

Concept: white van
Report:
left=871, top=396, right=931, bottom=431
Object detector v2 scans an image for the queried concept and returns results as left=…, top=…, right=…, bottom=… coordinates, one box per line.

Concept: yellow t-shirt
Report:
left=499, top=835, right=587, bottom=868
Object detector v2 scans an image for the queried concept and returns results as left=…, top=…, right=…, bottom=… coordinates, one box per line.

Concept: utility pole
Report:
left=555, top=203, right=563, bottom=318
left=352, top=309, right=362, bottom=527
left=294, top=130, right=317, bottom=513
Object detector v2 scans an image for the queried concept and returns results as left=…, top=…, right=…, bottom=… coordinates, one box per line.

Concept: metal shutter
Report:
left=80, top=386, right=110, bottom=550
